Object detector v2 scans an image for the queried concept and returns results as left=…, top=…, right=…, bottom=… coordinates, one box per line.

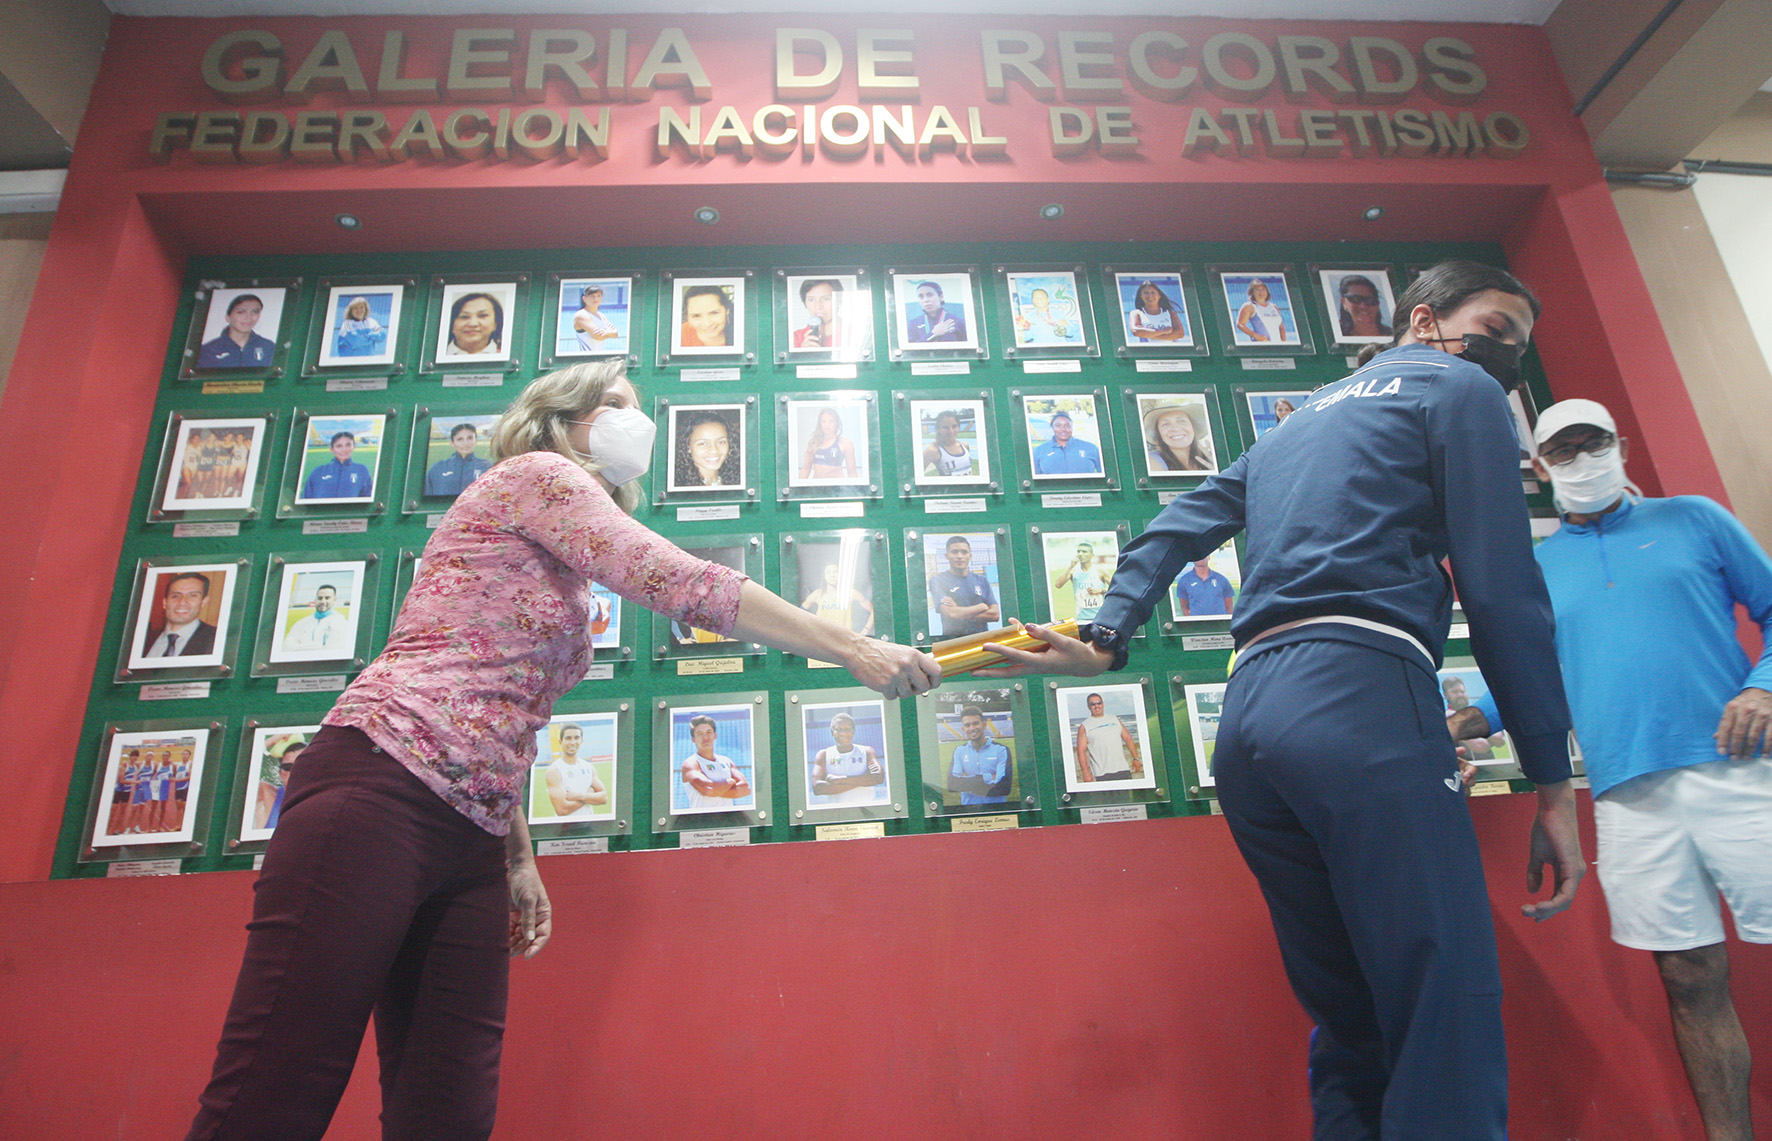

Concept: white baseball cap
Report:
left=1532, top=398, right=1616, bottom=447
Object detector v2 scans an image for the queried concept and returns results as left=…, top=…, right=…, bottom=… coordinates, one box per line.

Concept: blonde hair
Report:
left=492, top=360, right=643, bottom=513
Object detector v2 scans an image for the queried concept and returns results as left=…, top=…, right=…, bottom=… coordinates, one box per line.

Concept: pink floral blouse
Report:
left=326, top=451, right=746, bottom=834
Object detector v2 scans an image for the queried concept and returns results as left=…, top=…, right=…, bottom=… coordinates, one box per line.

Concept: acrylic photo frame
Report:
left=1162, top=539, right=1242, bottom=633
left=1122, top=388, right=1224, bottom=486
left=658, top=270, right=752, bottom=366
left=1028, top=523, right=1133, bottom=629
left=654, top=395, right=758, bottom=505
left=1439, top=657, right=1523, bottom=784
left=884, top=266, right=987, bottom=362
left=277, top=407, right=396, bottom=518
left=145, top=409, right=276, bottom=525
left=78, top=718, right=222, bottom=864
left=1310, top=264, right=1400, bottom=351
left=1045, top=675, right=1170, bottom=808
left=542, top=272, right=641, bottom=367
left=1208, top=264, right=1316, bottom=357
left=421, top=274, right=528, bottom=374
left=402, top=405, right=501, bottom=514
left=250, top=551, right=380, bottom=678
left=995, top=264, right=1099, bottom=359
left=227, top=715, right=328, bottom=852
left=917, top=682, right=1037, bottom=816
left=302, top=275, right=415, bottom=377
left=1172, top=676, right=1227, bottom=800
left=774, top=267, right=875, bottom=364
left=894, top=391, right=999, bottom=498
left=784, top=687, right=908, bottom=825
left=653, top=534, right=765, bottom=661
left=526, top=700, right=635, bottom=838
left=114, top=555, right=251, bottom=684
left=1013, top=387, right=1117, bottom=492
left=177, top=278, right=298, bottom=380
left=776, top=391, right=882, bottom=501
left=1100, top=265, right=1209, bottom=357
left=1236, top=386, right=1316, bottom=444
left=651, top=692, right=772, bottom=833
left=904, top=526, right=1016, bottom=647
left=780, top=529, right=890, bottom=666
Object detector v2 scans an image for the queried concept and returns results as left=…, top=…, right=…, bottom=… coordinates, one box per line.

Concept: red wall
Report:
left=0, top=13, right=1756, bottom=1140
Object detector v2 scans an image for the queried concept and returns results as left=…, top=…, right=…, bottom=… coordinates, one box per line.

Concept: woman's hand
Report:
left=844, top=635, right=942, bottom=701
left=507, top=858, right=552, bottom=958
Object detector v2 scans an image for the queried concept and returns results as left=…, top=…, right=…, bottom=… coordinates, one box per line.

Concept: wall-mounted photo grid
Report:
left=67, top=242, right=1555, bottom=871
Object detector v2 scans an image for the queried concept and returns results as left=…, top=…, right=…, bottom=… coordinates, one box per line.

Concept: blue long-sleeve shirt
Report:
left=1091, top=345, right=1573, bottom=784
left=1473, top=495, right=1772, bottom=797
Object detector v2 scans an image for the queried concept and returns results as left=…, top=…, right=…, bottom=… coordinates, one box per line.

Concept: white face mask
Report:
left=1546, top=449, right=1628, bottom=515
left=571, top=407, right=655, bottom=486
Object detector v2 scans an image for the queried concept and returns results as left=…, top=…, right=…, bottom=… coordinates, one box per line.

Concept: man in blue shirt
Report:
left=926, top=535, right=999, bottom=637
left=948, top=706, right=1011, bottom=806
left=1176, top=557, right=1234, bottom=617
left=301, top=432, right=374, bottom=500
left=424, top=423, right=493, bottom=497
left=1032, top=412, right=1102, bottom=476
left=1454, top=398, right=1772, bottom=1141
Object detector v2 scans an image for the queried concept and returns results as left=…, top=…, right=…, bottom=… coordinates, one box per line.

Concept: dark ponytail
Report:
left=1354, top=259, right=1540, bottom=368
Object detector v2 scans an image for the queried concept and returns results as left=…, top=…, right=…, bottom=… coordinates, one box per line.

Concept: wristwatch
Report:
left=1079, top=622, right=1131, bottom=672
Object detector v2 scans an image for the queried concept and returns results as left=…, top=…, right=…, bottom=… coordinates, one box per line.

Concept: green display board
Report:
left=54, top=239, right=1557, bottom=877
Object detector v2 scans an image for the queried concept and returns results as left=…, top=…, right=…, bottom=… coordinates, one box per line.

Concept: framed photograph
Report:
left=778, top=392, right=880, bottom=500
left=902, top=395, right=994, bottom=492
left=121, top=560, right=243, bottom=676
left=777, top=269, right=874, bottom=363
left=786, top=693, right=905, bottom=822
left=1130, top=392, right=1220, bottom=479
left=1180, top=680, right=1227, bottom=795
left=548, top=274, right=636, bottom=363
left=1055, top=681, right=1158, bottom=794
left=1103, top=268, right=1205, bottom=355
left=653, top=697, right=771, bottom=830
left=906, top=527, right=1013, bottom=645
left=886, top=268, right=984, bottom=359
left=180, top=280, right=295, bottom=377
left=149, top=413, right=272, bottom=521
left=781, top=529, right=889, bottom=666
left=528, top=711, right=621, bottom=826
left=1438, top=663, right=1517, bottom=773
left=1242, top=389, right=1314, bottom=441
left=431, top=279, right=520, bottom=366
left=656, top=535, right=763, bottom=659
left=233, top=722, right=323, bottom=845
left=315, top=282, right=404, bottom=368
left=1313, top=265, right=1398, bottom=348
left=1033, top=526, right=1127, bottom=626
left=998, top=266, right=1097, bottom=358
left=1163, top=540, right=1241, bottom=628
left=1211, top=265, right=1315, bottom=355
left=918, top=684, right=1034, bottom=815
left=257, top=556, right=372, bottom=671
left=665, top=402, right=747, bottom=494
left=84, top=724, right=214, bottom=853
left=1018, top=391, right=1112, bottom=487
left=664, top=273, right=747, bottom=359
left=287, top=411, right=389, bottom=509
left=403, top=409, right=499, bottom=513
left=588, top=581, right=626, bottom=657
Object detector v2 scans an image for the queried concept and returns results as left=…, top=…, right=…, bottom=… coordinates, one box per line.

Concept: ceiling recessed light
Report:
left=693, top=206, right=720, bottom=225
left=335, top=213, right=361, bottom=230
left=1039, top=203, right=1065, bottom=220
left=1362, top=206, right=1384, bottom=222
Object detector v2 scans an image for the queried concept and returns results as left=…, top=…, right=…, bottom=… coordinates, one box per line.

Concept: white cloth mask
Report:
left=1546, top=449, right=1629, bottom=515
left=572, top=407, right=655, bottom=486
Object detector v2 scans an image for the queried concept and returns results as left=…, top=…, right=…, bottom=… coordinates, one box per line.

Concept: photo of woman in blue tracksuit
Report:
left=982, top=261, right=1586, bottom=1141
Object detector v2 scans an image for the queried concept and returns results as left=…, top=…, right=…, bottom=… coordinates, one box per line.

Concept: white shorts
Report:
left=1595, top=758, right=1772, bottom=951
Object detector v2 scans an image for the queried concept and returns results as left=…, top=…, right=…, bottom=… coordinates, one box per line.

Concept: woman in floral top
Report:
left=187, top=361, right=939, bottom=1141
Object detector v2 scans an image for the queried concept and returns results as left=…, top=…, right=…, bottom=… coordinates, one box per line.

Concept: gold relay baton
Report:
left=930, top=619, right=1080, bottom=678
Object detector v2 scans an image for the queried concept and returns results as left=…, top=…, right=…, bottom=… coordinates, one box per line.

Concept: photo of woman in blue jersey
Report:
left=195, top=288, right=286, bottom=369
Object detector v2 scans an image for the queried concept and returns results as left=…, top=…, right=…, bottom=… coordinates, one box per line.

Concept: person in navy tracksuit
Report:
left=985, top=261, right=1586, bottom=1140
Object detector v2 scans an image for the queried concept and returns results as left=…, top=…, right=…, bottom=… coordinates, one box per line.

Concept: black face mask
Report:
left=1426, top=322, right=1526, bottom=392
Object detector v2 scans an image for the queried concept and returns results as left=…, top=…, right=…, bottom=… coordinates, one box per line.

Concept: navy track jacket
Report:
left=1092, top=344, right=1574, bottom=785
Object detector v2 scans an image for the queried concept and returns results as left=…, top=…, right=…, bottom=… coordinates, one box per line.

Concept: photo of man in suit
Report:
left=140, top=571, right=217, bottom=659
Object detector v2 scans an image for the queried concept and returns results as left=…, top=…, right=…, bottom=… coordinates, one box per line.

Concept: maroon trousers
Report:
left=187, top=726, right=510, bottom=1141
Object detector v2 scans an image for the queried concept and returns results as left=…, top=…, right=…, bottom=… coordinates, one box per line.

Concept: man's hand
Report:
left=507, top=857, right=553, bottom=959
left=1522, top=779, right=1585, bottom=922
left=974, top=621, right=1115, bottom=679
left=1714, top=686, right=1772, bottom=759
left=846, top=636, right=941, bottom=701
